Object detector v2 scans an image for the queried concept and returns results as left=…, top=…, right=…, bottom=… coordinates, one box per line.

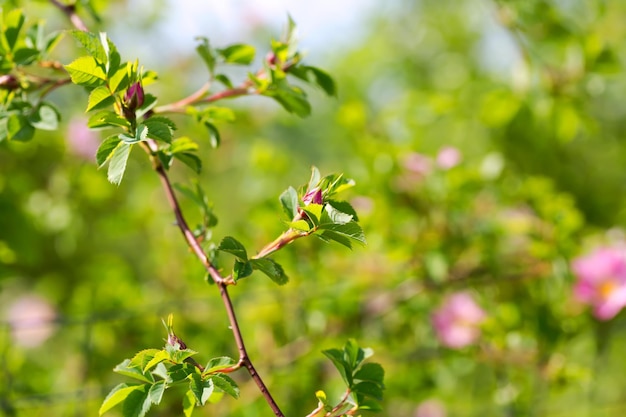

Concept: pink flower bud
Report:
left=124, top=81, right=145, bottom=111
left=0, top=74, right=19, bottom=90
left=303, top=187, right=323, bottom=206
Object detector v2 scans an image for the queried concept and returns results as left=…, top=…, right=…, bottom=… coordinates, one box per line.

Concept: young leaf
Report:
left=99, top=383, right=144, bottom=416
left=143, top=350, right=170, bottom=373
left=217, top=44, right=255, bottom=65
left=13, top=48, right=39, bottom=65
left=65, top=56, right=107, bottom=87
left=210, top=374, right=240, bottom=399
left=119, top=124, right=148, bottom=144
left=143, top=117, right=176, bottom=143
left=173, top=153, right=202, bottom=174
left=113, top=359, right=155, bottom=384
left=204, top=122, right=220, bottom=148
left=3, top=9, right=25, bottom=52
left=109, top=65, right=130, bottom=93
left=182, top=389, right=195, bottom=417
left=69, top=30, right=107, bottom=63
left=352, top=381, right=384, bottom=401
left=279, top=186, right=299, bottom=219
left=96, top=135, right=121, bottom=167
left=86, top=86, right=115, bottom=112
left=307, top=66, right=336, bottom=96
left=249, top=258, right=288, bottom=285
left=217, top=236, right=247, bottom=261
left=354, top=362, right=385, bottom=385
left=28, top=103, right=60, bottom=131
left=204, top=357, right=236, bottom=374
left=129, top=349, right=162, bottom=371
left=233, top=259, right=253, bottom=281
left=318, top=222, right=366, bottom=246
left=107, top=142, right=132, bottom=185
left=189, top=373, right=213, bottom=406
left=322, top=203, right=353, bottom=225
left=322, top=348, right=352, bottom=386
left=121, top=384, right=152, bottom=417
left=148, top=380, right=166, bottom=406
left=6, top=114, right=34, bottom=141
left=264, top=85, right=311, bottom=117
left=195, top=37, right=216, bottom=74
left=88, top=111, right=130, bottom=129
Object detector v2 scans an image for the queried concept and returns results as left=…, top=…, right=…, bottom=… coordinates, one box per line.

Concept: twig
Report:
left=141, top=140, right=285, bottom=417
left=49, top=0, right=89, bottom=32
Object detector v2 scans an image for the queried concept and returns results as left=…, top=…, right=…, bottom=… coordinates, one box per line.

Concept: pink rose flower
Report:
left=572, top=246, right=626, bottom=320
left=436, top=146, right=462, bottom=170
left=432, top=292, right=486, bottom=349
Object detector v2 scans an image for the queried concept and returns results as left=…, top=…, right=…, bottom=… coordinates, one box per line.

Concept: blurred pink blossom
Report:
left=572, top=246, right=626, bottom=320
left=66, top=118, right=99, bottom=162
left=6, top=295, right=57, bottom=348
left=403, top=152, right=433, bottom=176
left=436, top=146, right=462, bottom=169
left=431, top=292, right=486, bottom=348
left=415, top=399, right=447, bottom=417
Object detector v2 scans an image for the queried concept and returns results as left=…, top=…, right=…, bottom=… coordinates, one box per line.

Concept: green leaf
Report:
left=7, top=114, right=34, bottom=141
left=264, top=85, right=311, bottom=117
left=107, top=142, right=132, bottom=185
left=13, top=47, right=39, bottom=65
left=280, top=186, right=298, bottom=219
left=65, top=56, right=107, bottom=87
left=302, top=203, right=323, bottom=226
left=322, top=203, right=353, bottom=225
left=307, top=66, right=336, bottom=96
left=166, top=347, right=199, bottom=364
left=173, top=153, right=202, bottom=174
left=322, top=348, right=352, bottom=386
left=119, top=124, right=148, bottom=144
left=189, top=373, right=213, bottom=406
left=121, top=384, right=152, bottom=417
left=44, top=30, right=64, bottom=55
left=148, top=380, right=166, bottom=405
left=109, top=65, right=130, bottom=93
left=143, top=350, right=169, bottom=373
left=354, top=362, right=385, bottom=385
left=88, top=111, right=130, bottom=129
left=318, top=222, right=366, bottom=246
left=204, top=357, right=236, bottom=374
left=204, top=122, right=220, bottom=148
left=96, top=135, right=121, bottom=167
left=352, top=381, right=384, bottom=401
left=217, top=44, right=255, bottom=65
left=233, top=259, right=253, bottom=281
left=327, top=200, right=359, bottom=222
left=113, top=359, right=154, bottom=384
left=3, top=9, right=25, bottom=52
left=249, top=258, right=288, bottom=285
left=317, top=230, right=352, bottom=249
left=143, top=117, right=176, bottom=143
left=289, top=219, right=310, bottom=232
left=99, top=383, right=143, bottom=416
left=28, top=103, right=59, bottom=131
left=182, top=389, right=195, bottom=417
left=214, top=74, right=232, bottom=89
left=217, top=236, right=247, bottom=261
left=210, top=374, right=240, bottom=399
left=356, top=397, right=383, bottom=411
left=86, top=86, right=115, bottom=112
left=129, top=349, right=162, bottom=371
left=195, top=37, right=216, bottom=74
left=136, top=94, right=158, bottom=118
left=167, top=363, right=198, bottom=383
left=170, top=137, right=198, bottom=154
left=69, top=30, right=107, bottom=63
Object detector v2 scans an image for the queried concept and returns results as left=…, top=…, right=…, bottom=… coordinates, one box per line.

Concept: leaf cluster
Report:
left=318, top=339, right=385, bottom=415
left=0, top=9, right=64, bottom=141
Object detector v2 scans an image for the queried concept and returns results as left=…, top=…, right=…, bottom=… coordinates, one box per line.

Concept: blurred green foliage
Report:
left=3, top=0, right=626, bottom=416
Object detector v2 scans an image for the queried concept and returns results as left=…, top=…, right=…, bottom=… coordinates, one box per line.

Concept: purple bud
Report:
left=124, top=81, right=145, bottom=111
left=167, top=332, right=187, bottom=350
left=0, top=74, right=19, bottom=90
left=302, top=187, right=323, bottom=206
left=266, top=51, right=277, bottom=67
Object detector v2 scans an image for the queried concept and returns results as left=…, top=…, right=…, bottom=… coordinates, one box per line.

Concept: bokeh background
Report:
left=3, top=0, right=626, bottom=416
